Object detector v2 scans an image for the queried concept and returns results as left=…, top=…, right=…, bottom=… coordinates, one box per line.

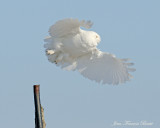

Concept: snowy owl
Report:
left=44, top=18, right=135, bottom=85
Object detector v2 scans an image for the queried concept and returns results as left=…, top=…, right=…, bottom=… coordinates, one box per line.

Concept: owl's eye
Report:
left=96, top=35, right=98, bottom=38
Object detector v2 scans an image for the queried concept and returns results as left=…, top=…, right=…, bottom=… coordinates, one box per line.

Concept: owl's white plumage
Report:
left=44, top=18, right=135, bottom=85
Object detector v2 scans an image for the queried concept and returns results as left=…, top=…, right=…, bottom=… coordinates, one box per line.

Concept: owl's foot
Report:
left=46, top=50, right=55, bottom=55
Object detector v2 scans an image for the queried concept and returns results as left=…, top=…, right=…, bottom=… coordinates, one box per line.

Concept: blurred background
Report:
left=0, top=0, right=160, bottom=128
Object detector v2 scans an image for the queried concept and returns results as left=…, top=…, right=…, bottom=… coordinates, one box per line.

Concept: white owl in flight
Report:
left=44, top=18, right=135, bottom=85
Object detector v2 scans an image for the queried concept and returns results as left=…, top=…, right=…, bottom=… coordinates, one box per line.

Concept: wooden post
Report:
left=33, top=85, right=43, bottom=128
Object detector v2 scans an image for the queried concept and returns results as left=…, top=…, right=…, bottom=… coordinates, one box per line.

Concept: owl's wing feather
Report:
left=74, top=49, right=135, bottom=85
left=49, top=18, right=92, bottom=37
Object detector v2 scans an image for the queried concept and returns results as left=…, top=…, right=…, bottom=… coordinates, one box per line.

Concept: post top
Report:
left=33, top=85, right=40, bottom=94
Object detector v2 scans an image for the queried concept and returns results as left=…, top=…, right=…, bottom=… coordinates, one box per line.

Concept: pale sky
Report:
left=0, top=0, right=160, bottom=128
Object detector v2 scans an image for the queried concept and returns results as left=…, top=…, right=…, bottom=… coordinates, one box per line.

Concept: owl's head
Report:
left=91, top=31, right=101, bottom=44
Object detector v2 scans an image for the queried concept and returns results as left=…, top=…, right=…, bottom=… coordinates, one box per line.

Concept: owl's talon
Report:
left=54, top=61, right=57, bottom=64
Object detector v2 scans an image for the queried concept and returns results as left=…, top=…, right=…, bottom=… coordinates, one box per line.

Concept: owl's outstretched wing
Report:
left=49, top=18, right=92, bottom=37
left=74, top=49, right=135, bottom=85
left=46, top=48, right=135, bottom=85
